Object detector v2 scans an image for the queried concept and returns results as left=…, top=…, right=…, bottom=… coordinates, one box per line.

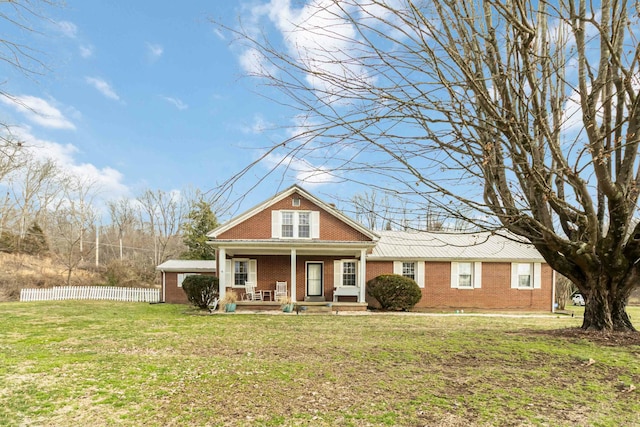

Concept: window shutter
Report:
left=311, top=211, right=320, bottom=238
left=473, top=262, right=482, bottom=289
left=416, top=261, right=425, bottom=288
left=393, top=261, right=402, bottom=275
left=510, top=263, right=518, bottom=288
left=450, top=262, right=458, bottom=288
left=248, top=259, right=257, bottom=284
left=334, top=260, right=342, bottom=287
left=271, top=211, right=281, bottom=239
left=533, top=263, right=542, bottom=289
left=225, top=260, right=232, bottom=288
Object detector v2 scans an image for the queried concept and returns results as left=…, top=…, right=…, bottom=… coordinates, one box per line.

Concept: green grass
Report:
left=1, top=302, right=639, bottom=426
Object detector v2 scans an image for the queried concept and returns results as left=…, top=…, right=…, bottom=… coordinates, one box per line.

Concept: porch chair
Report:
left=274, top=281, right=287, bottom=301
left=243, top=281, right=263, bottom=301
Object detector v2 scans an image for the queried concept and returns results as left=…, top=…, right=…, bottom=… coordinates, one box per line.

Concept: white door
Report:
left=306, top=263, right=323, bottom=297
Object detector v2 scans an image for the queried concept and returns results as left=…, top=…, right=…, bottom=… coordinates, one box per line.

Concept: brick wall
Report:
left=217, top=191, right=371, bottom=241
left=366, top=260, right=553, bottom=311
left=163, top=271, right=217, bottom=304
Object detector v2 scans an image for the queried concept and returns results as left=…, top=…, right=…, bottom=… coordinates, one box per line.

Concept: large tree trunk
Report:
left=581, top=278, right=636, bottom=332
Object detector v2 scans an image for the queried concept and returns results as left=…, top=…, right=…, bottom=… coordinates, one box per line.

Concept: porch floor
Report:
left=230, top=301, right=368, bottom=312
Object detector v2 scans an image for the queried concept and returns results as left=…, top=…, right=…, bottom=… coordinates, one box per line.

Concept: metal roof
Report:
left=156, top=260, right=216, bottom=272
left=369, top=230, right=545, bottom=262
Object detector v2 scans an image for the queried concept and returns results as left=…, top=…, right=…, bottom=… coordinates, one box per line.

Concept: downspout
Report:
left=161, top=270, right=166, bottom=302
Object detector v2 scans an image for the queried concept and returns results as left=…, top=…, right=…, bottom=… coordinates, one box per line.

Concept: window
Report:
left=298, top=212, right=310, bottom=238
left=281, top=212, right=294, bottom=238
left=272, top=210, right=319, bottom=239
left=343, top=261, right=357, bottom=286
left=393, top=261, right=425, bottom=287
left=458, top=262, right=473, bottom=288
left=292, top=197, right=301, bottom=207
left=451, top=262, right=482, bottom=289
left=402, top=262, right=415, bottom=280
left=177, top=273, right=198, bottom=288
left=517, top=263, right=532, bottom=288
left=234, top=260, right=248, bottom=287
left=510, top=262, right=542, bottom=289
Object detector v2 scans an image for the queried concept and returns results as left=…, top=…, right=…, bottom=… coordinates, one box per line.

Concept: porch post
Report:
left=218, top=248, right=226, bottom=301
left=290, top=248, right=297, bottom=301
left=359, top=248, right=367, bottom=303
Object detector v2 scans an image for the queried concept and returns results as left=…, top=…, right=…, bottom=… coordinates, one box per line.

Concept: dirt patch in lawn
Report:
left=525, top=327, right=640, bottom=346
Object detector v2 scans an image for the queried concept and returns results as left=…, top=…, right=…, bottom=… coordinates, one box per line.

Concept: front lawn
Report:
left=1, top=302, right=639, bottom=426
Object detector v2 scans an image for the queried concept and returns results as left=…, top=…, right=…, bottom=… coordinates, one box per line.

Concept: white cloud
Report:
left=79, top=45, right=94, bottom=58
left=241, top=114, right=272, bottom=134
left=85, top=77, right=120, bottom=101
left=160, top=96, right=188, bottom=110
left=146, top=43, right=164, bottom=61
left=213, top=28, right=226, bottom=40
left=56, top=20, right=78, bottom=38
left=10, top=126, right=130, bottom=199
left=0, top=94, right=76, bottom=130
left=263, top=152, right=336, bottom=187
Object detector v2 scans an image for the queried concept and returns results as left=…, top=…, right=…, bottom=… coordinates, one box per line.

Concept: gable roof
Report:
left=207, top=184, right=379, bottom=241
left=156, top=260, right=216, bottom=272
left=369, top=230, right=544, bottom=262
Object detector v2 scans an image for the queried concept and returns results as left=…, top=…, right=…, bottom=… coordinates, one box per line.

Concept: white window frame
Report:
left=334, top=259, right=359, bottom=288
left=511, top=262, right=542, bottom=289
left=177, top=273, right=199, bottom=288
left=272, top=210, right=320, bottom=239
left=225, top=258, right=257, bottom=289
left=450, top=262, right=482, bottom=289
left=393, top=261, right=425, bottom=288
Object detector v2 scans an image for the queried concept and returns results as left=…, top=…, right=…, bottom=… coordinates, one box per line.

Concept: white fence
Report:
left=20, top=286, right=161, bottom=303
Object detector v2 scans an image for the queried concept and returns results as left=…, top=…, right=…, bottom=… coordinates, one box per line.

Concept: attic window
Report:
left=292, top=197, right=301, bottom=207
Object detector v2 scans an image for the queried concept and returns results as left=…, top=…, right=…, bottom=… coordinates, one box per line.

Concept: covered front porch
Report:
left=215, top=241, right=375, bottom=306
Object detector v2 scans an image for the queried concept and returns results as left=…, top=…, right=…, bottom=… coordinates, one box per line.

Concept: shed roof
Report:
left=156, top=260, right=216, bottom=272
left=369, top=230, right=545, bottom=262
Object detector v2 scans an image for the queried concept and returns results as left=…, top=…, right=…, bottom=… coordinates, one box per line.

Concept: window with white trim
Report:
left=334, top=259, right=359, bottom=287
left=402, top=262, right=415, bottom=280
left=298, top=212, right=310, bottom=238
left=511, top=263, right=542, bottom=289
left=393, top=261, right=425, bottom=288
left=281, top=212, right=294, bottom=238
left=458, top=262, right=473, bottom=288
left=225, top=258, right=258, bottom=288
left=272, top=210, right=320, bottom=239
left=343, top=261, right=357, bottom=286
left=450, top=262, right=482, bottom=289
left=177, top=273, right=198, bottom=287
left=234, top=260, right=248, bottom=287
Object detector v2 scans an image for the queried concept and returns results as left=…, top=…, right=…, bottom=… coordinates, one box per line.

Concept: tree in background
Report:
left=181, top=198, right=218, bottom=260
left=219, top=0, right=640, bottom=331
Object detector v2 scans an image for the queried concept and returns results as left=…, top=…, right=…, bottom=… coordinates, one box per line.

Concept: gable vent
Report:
left=292, top=197, right=301, bottom=207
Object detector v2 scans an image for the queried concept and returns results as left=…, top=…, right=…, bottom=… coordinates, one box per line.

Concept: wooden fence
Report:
left=20, top=286, right=161, bottom=303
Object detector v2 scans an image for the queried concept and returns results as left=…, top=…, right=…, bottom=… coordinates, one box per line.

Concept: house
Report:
left=156, top=260, right=216, bottom=304
left=202, top=184, right=555, bottom=312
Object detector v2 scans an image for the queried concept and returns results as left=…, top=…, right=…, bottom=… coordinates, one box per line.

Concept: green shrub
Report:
left=366, top=274, right=422, bottom=311
left=182, top=275, right=219, bottom=309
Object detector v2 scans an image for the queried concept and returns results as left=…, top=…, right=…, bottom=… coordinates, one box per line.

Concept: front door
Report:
left=306, top=262, right=323, bottom=297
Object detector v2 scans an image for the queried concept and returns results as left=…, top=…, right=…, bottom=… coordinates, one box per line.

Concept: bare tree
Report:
left=136, top=189, right=185, bottom=266
left=219, top=0, right=640, bottom=331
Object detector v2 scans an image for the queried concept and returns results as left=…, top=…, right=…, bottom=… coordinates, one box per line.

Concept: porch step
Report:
left=296, top=303, right=335, bottom=314
left=304, top=296, right=326, bottom=302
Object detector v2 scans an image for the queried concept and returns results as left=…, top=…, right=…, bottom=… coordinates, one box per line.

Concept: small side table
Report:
left=262, top=290, right=273, bottom=301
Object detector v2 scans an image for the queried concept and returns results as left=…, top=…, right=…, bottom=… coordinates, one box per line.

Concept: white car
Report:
left=571, top=292, right=585, bottom=306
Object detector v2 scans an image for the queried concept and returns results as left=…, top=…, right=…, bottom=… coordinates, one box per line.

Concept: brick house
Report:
left=204, top=184, right=555, bottom=312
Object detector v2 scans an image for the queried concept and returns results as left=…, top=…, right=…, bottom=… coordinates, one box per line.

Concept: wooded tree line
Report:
left=0, top=143, right=218, bottom=285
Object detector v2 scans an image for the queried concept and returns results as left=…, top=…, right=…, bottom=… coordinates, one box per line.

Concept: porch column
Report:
left=218, top=248, right=226, bottom=301
left=290, top=248, right=297, bottom=301
left=359, top=248, right=367, bottom=303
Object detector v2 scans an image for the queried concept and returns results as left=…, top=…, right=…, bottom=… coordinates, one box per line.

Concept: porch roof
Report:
left=209, top=239, right=375, bottom=257
left=156, top=259, right=216, bottom=272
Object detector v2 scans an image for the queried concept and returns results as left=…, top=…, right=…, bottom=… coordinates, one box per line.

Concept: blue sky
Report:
left=1, top=1, right=349, bottom=220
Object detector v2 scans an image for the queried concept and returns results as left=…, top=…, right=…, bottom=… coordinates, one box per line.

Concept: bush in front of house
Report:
left=367, top=274, right=422, bottom=311
left=182, top=275, right=219, bottom=309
